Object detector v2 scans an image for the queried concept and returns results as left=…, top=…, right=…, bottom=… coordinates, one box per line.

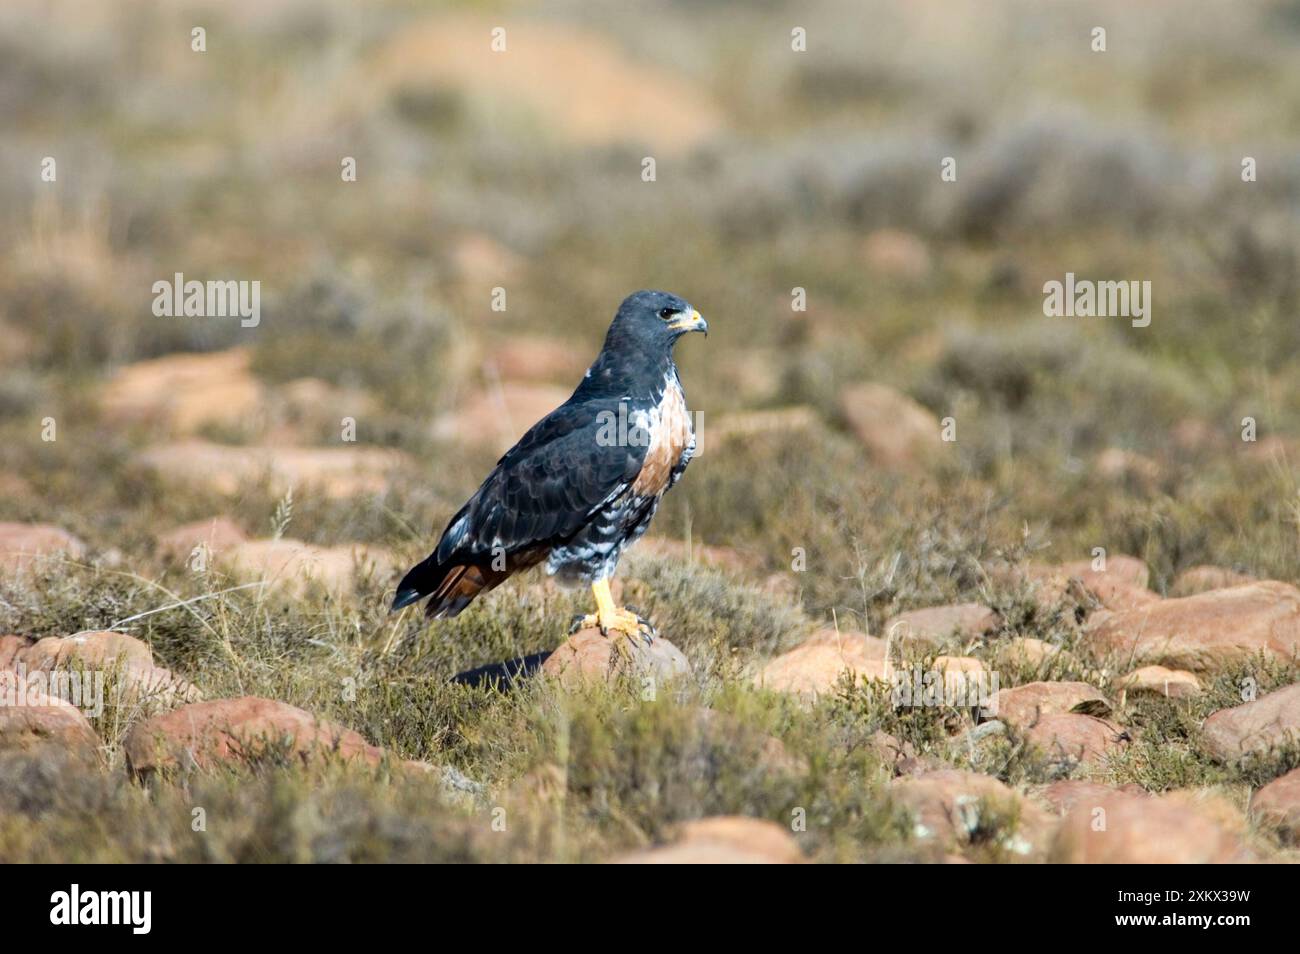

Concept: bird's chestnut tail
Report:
left=390, top=555, right=500, bottom=617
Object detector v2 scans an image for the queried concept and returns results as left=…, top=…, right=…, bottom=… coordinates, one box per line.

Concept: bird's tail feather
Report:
left=390, top=556, right=495, bottom=617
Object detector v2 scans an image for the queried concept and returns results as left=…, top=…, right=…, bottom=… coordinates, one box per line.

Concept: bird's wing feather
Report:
left=441, top=399, right=646, bottom=560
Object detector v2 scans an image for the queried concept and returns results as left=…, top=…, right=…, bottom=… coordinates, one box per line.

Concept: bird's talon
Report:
left=635, top=617, right=657, bottom=643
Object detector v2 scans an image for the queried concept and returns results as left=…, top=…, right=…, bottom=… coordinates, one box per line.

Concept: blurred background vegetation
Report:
left=2, top=0, right=1300, bottom=861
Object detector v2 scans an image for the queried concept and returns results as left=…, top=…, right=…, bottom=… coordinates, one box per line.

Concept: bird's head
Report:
left=608, top=290, right=708, bottom=351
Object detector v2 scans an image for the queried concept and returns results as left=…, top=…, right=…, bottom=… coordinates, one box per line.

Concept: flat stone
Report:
left=890, top=769, right=1054, bottom=859
left=613, top=816, right=803, bottom=864
left=1201, top=683, right=1300, bottom=763
left=838, top=383, right=941, bottom=469
left=1249, top=767, right=1300, bottom=843
left=0, top=635, right=32, bottom=670
left=156, top=517, right=248, bottom=563
left=1037, top=780, right=1148, bottom=815
left=1171, top=565, right=1255, bottom=597
left=124, top=696, right=387, bottom=775
left=101, top=348, right=263, bottom=435
left=754, top=629, right=889, bottom=698
left=1054, top=791, right=1253, bottom=863
left=1116, top=665, right=1201, bottom=700
left=17, top=631, right=200, bottom=712
left=0, top=670, right=101, bottom=761
left=1087, top=581, right=1300, bottom=672
left=135, top=440, right=409, bottom=499
left=986, top=681, right=1112, bottom=727
left=220, top=538, right=394, bottom=595
left=0, top=523, right=87, bottom=575
left=1021, top=713, right=1129, bottom=768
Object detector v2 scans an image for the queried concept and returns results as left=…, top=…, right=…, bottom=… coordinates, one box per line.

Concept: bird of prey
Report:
left=392, top=290, right=707, bottom=639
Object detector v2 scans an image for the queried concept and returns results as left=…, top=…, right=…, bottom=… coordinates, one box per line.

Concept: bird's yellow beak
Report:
left=667, top=309, right=708, bottom=335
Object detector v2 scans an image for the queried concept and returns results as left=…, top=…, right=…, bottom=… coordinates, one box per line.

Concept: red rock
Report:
left=373, top=19, right=722, bottom=156
left=17, top=631, right=200, bottom=711
left=0, top=635, right=32, bottom=670
left=1022, top=713, right=1128, bottom=767
left=754, top=629, right=889, bottom=698
left=1250, top=767, right=1300, bottom=843
left=614, top=816, right=802, bottom=864
left=136, top=441, right=409, bottom=499
left=932, top=655, right=989, bottom=699
left=0, top=670, right=101, bottom=760
left=890, top=769, right=1054, bottom=858
left=101, top=348, right=263, bottom=435
left=20, top=631, right=154, bottom=672
left=1116, top=665, right=1201, bottom=700
left=1054, top=791, right=1253, bottom=863
left=838, top=383, right=941, bottom=469
left=1060, top=555, right=1149, bottom=587
left=123, top=697, right=387, bottom=775
left=805, top=628, right=888, bottom=659
left=1037, top=780, right=1147, bottom=815
left=220, top=538, right=394, bottom=595
left=0, top=523, right=86, bottom=574
left=540, top=629, right=690, bottom=690
left=156, top=517, right=248, bottom=562
left=1200, top=683, right=1300, bottom=763
left=1087, top=581, right=1300, bottom=672
left=1058, top=555, right=1156, bottom=611
left=884, top=603, right=1000, bottom=649
left=993, top=557, right=1152, bottom=615
left=1170, top=565, right=1255, bottom=597
left=986, top=681, right=1111, bottom=727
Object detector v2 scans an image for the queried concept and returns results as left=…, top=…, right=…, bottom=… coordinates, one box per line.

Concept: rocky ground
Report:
left=4, top=1, right=1300, bottom=862
left=2, top=355, right=1300, bottom=861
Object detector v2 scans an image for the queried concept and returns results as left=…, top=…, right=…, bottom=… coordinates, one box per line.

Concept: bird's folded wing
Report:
left=438, top=401, right=646, bottom=559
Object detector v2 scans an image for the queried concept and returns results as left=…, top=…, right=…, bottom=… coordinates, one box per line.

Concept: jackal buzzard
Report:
left=392, top=290, right=707, bottom=638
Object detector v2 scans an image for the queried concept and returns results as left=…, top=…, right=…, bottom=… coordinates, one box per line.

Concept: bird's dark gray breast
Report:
left=546, top=374, right=695, bottom=584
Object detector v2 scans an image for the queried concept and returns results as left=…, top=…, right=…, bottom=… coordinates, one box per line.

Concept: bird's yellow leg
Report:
left=571, top=579, right=653, bottom=640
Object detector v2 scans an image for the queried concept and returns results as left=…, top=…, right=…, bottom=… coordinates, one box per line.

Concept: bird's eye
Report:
left=658, top=307, right=676, bottom=319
